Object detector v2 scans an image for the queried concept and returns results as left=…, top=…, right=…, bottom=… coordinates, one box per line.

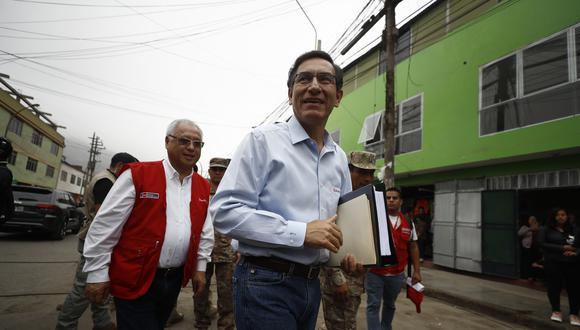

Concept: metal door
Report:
left=433, top=180, right=484, bottom=273
left=481, top=190, right=518, bottom=278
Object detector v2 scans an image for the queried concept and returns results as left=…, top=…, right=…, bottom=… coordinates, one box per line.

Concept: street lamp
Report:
left=295, top=0, right=321, bottom=50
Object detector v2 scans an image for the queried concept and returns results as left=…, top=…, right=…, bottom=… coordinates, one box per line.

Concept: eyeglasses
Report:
left=294, top=72, right=336, bottom=86
left=167, top=134, right=204, bottom=148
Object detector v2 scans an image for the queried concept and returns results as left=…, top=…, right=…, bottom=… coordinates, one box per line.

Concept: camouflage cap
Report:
left=348, top=151, right=376, bottom=170
left=209, top=157, right=230, bottom=169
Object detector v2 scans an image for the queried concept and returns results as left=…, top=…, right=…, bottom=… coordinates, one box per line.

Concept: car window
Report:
left=13, top=189, right=52, bottom=203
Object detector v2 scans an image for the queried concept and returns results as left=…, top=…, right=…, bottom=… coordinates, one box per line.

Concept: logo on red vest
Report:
left=140, top=192, right=160, bottom=199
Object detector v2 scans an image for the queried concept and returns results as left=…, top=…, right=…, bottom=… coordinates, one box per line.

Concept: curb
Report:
left=425, top=287, right=571, bottom=330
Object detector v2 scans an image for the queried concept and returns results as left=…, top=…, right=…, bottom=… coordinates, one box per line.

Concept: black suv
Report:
left=0, top=185, right=86, bottom=240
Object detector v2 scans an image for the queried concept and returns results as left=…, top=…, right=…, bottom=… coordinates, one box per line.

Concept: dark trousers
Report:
left=114, top=267, right=183, bottom=330
left=544, top=260, right=580, bottom=315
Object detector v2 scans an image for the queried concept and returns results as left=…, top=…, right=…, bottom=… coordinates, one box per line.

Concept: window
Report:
left=7, top=117, right=23, bottom=135
left=31, top=130, right=43, bottom=146
left=330, top=129, right=340, bottom=146
left=50, top=141, right=59, bottom=155
left=397, top=95, right=422, bottom=154
left=26, top=157, right=38, bottom=172
left=359, top=94, right=423, bottom=156
left=61, top=170, right=68, bottom=182
left=46, top=165, right=55, bottom=178
left=481, top=55, right=517, bottom=108
left=480, top=27, right=580, bottom=135
left=7, top=151, right=17, bottom=165
left=76, top=177, right=82, bottom=186
left=523, top=32, right=568, bottom=95
left=70, top=174, right=76, bottom=184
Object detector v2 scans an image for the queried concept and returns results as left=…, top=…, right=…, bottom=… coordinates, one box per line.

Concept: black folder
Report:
left=327, top=184, right=398, bottom=267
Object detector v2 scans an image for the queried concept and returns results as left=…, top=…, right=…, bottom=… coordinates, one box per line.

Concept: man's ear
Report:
left=288, top=88, right=293, bottom=105
left=335, top=89, right=344, bottom=107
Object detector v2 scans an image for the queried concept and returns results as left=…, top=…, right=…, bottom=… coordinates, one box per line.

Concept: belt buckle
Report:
left=163, top=268, right=173, bottom=277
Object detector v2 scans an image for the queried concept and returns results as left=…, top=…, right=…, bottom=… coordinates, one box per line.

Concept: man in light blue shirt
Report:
left=210, top=50, right=357, bottom=330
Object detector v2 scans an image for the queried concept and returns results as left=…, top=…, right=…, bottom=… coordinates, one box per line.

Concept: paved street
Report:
left=0, top=232, right=528, bottom=330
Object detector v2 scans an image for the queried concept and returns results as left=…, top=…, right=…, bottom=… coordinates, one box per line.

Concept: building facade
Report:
left=1, top=79, right=65, bottom=189
left=56, top=161, right=85, bottom=203
left=326, top=0, right=580, bottom=277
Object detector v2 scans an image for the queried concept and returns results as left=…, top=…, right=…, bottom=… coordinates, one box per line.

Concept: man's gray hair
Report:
left=166, top=119, right=203, bottom=139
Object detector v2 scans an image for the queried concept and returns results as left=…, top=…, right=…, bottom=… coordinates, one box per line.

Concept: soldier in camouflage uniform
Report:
left=320, top=151, right=377, bottom=330
left=194, top=157, right=235, bottom=330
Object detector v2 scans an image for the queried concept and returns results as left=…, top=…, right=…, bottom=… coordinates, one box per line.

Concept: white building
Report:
left=56, top=161, right=85, bottom=200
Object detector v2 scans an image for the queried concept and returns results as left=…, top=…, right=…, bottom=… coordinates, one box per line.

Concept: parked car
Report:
left=0, top=185, right=85, bottom=240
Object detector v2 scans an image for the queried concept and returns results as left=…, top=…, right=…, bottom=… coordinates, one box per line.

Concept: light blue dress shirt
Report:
left=210, top=116, right=352, bottom=266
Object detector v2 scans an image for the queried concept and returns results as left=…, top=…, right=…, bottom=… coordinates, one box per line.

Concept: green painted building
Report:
left=327, top=0, right=580, bottom=277
left=1, top=84, right=65, bottom=189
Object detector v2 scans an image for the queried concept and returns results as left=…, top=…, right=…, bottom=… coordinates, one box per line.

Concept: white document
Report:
left=375, top=191, right=392, bottom=256
left=328, top=194, right=378, bottom=266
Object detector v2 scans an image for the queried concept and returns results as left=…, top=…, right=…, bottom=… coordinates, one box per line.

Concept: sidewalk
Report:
left=421, top=261, right=576, bottom=329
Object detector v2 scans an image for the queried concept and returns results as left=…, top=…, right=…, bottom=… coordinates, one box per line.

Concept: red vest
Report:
left=108, top=161, right=210, bottom=300
left=371, top=212, right=412, bottom=276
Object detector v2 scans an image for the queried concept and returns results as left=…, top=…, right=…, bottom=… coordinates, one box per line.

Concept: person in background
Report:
left=83, top=119, right=214, bottom=329
left=320, top=151, right=376, bottom=330
left=518, top=215, right=539, bottom=282
left=0, top=137, right=14, bottom=225
left=56, top=153, right=138, bottom=330
left=366, top=187, right=421, bottom=330
left=194, top=157, right=235, bottom=330
left=413, top=207, right=429, bottom=262
left=538, top=208, right=579, bottom=326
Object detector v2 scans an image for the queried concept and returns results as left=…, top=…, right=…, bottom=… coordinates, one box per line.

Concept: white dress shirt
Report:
left=83, top=159, right=214, bottom=283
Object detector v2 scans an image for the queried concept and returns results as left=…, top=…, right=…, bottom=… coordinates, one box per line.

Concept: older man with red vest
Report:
left=83, top=119, right=214, bottom=330
left=366, top=187, right=421, bottom=330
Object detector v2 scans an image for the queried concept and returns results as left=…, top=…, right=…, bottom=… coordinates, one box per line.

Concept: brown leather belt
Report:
left=243, top=256, right=320, bottom=279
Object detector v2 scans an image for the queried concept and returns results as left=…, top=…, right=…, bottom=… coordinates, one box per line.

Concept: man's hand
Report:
left=85, top=282, right=110, bottom=304
left=340, top=254, right=364, bottom=275
left=411, top=271, right=422, bottom=285
left=192, top=271, right=206, bottom=297
left=304, top=215, right=343, bottom=253
left=334, top=283, right=349, bottom=301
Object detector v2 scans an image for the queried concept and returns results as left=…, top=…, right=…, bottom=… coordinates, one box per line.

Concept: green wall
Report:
left=328, top=0, right=580, bottom=180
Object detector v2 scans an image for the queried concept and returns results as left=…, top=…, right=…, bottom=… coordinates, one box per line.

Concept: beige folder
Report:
left=327, top=194, right=379, bottom=266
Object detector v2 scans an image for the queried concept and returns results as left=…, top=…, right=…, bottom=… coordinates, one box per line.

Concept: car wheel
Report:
left=50, top=219, right=67, bottom=240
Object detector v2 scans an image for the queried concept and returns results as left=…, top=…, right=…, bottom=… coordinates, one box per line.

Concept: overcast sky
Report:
left=1, top=0, right=432, bottom=175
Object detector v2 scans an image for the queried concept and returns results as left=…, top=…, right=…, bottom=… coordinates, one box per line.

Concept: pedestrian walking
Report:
left=210, top=50, right=361, bottom=330
left=366, top=187, right=422, bottom=330
left=56, top=152, right=138, bottom=330
left=538, top=208, right=580, bottom=326
left=194, top=157, right=235, bottom=330
left=320, top=151, right=376, bottom=330
left=83, top=119, right=214, bottom=329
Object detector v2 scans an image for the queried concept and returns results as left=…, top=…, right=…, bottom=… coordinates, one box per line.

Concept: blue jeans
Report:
left=233, top=260, right=321, bottom=330
left=365, top=272, right=405, bottom=330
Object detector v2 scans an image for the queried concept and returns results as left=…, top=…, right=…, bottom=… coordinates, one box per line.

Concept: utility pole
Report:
left=81, top=132, right=104, bottom=195
left=382, top=0, right=399, bottom=189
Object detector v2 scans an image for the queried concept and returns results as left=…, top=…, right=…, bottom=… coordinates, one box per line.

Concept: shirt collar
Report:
left=288, top=116, right=337, bottom=152
left=163, top=158, right=192, bottom=181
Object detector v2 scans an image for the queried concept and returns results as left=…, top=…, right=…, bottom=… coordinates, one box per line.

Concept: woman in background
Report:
left=518, top=215, right=539, bottom=281
left=538, top=208, right=579, bottom=326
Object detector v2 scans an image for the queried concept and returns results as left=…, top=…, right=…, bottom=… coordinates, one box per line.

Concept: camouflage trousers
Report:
left=320, top=272, right=365, bottom=330
left=193, top=262, right=234, bottom=330
left=55, top=239, right=114, bottom=330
